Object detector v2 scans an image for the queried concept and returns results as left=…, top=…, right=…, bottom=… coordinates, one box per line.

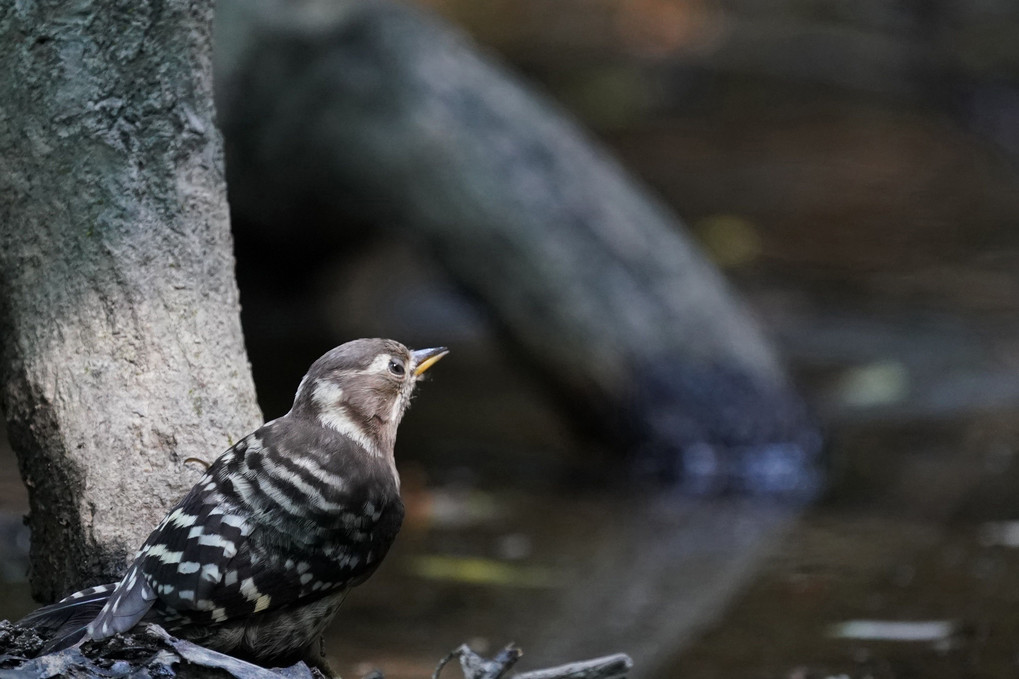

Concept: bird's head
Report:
left=289, top=338, right=448, bottom=456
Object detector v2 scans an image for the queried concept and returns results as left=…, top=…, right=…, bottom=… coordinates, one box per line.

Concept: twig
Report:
left=183, top=457, right=211, bottom=471
left=434, top=644, right=520, bottom=679
left=433, top=644, right=631, bottom=679
left=515, top=653, right=632, bottom=679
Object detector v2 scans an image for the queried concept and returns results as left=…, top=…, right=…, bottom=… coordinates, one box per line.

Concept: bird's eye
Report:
left=388, top=359, right=405, bottom=377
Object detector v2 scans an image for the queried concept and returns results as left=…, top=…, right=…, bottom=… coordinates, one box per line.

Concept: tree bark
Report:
left=0, top=0, right=261, bottom=602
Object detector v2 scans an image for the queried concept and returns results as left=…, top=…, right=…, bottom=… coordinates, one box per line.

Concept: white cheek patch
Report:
left=311, top=379, right=344, bottom=409
left=311, top=379, right=380, bottom=457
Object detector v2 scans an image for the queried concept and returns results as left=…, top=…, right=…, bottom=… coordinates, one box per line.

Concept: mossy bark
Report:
left=0, top=0, right=261, bottom=602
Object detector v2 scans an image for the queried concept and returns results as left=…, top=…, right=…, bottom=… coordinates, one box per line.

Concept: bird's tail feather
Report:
left=17, top=584, right=116, bottom=655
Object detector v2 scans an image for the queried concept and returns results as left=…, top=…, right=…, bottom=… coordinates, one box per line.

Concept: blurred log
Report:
left=0, top=0, right=261, bottom=600
left=215, top=0, right=821, bottom=495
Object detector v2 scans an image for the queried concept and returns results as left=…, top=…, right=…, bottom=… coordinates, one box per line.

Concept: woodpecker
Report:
left=19, top=338, right=448, bottom=665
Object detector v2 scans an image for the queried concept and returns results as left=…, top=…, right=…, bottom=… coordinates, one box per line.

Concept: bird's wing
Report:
left=127, top=422, right=402, bottom=628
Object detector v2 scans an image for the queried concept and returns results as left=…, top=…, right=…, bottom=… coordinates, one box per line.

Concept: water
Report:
left=5, top=221, right=1019, bottom=679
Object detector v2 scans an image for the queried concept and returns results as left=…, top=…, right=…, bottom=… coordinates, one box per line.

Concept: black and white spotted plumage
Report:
left=20, top=339, right=447, bottom=664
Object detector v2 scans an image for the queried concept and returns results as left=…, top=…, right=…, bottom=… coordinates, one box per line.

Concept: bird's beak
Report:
left=412, top=347, right=449, bottom=376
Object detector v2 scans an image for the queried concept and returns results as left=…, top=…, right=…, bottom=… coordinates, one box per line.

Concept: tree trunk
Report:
left=0, top=0, right=261, bottom=602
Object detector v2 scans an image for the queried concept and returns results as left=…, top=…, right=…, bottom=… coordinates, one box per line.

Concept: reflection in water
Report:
left=312, top=485, right=800, bottom=679
left=533, top=495, right=799, bottom=677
